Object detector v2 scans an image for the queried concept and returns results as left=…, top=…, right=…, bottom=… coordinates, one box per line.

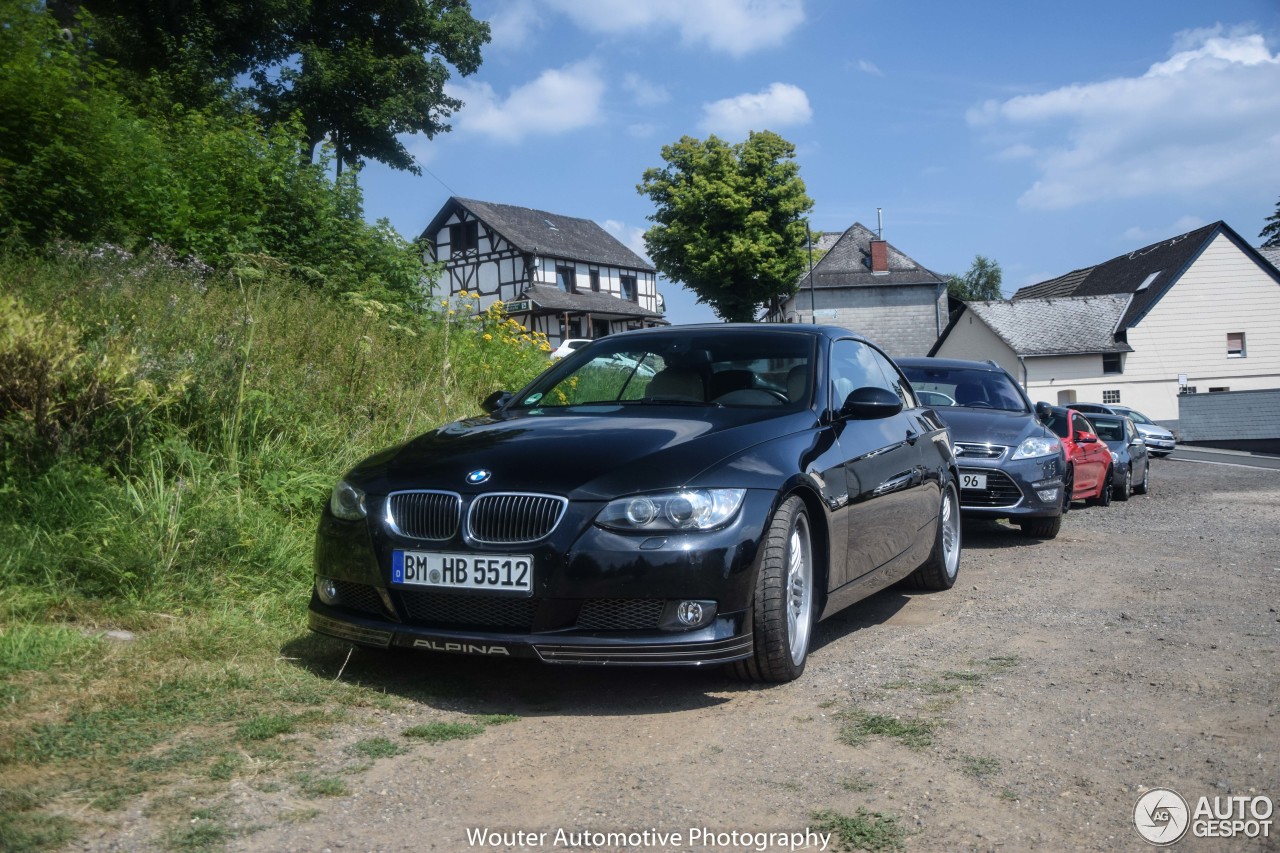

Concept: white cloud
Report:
left=1121, top=216, right=1208, bottom=244
left=546, top=0, right=803, bottom=57
left=602, top=220, right=651, bottom=263
left=967, top=31, right=1280, bottom=209
left=447, top=61, right=606, bottom=143
left=623, top=73, right=670, bottom=107
left=486, top=0, right=543, bottom=52
left=699, top=82, right=812, bottom=137
left=858, top=59, right=883, bottom=77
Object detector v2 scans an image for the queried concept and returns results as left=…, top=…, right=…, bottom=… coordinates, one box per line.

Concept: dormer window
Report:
left=1136, top=270, right=1161, bottom=291
left=448, top=221, right=478, bottom=257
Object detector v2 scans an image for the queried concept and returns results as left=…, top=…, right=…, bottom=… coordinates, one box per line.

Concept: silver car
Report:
left=1068, top=403, right=1176, bottom=457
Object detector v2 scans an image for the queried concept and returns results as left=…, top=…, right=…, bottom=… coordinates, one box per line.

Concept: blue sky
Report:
left=357, top=0, right=1280, bottom=325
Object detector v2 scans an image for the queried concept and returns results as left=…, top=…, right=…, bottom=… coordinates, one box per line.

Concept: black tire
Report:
left=1115, top=465, right=1131, bottom=501
left=1018, top=514, right=1062, bottom=539
left=1061, top=465, right=1074, bottom=513
left=1089, top=467, right=1113, bottom=507
left=730, top=496, right=815, bottom=684
left=1133, top=462, right=1150, bottom=495
left=903, top=482, right=961, bottom=590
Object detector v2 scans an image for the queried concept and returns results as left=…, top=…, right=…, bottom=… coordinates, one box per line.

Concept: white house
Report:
left=930, top=221, right=1280, bottom=421
left=767, top=223, right=949, bottom=358
left=420, top=198, right=665, bottom=346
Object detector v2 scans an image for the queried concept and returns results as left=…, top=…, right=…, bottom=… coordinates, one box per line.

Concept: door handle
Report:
left=905, top=429, right=919, bottom=446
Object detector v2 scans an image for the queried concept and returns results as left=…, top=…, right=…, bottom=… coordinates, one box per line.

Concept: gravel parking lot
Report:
left=92, top=455, right=1280, bottom=852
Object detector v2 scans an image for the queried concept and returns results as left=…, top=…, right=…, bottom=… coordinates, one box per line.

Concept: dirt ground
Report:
left=79, top=457, right=1279, bottom=852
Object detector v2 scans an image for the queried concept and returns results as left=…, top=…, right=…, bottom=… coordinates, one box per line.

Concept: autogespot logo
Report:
left=466, top=469, right=491, bottom=485
left=1135, top=788, right=1191, bottom=845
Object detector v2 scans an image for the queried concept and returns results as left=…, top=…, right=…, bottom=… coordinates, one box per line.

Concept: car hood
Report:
left=346, top=406, right=816, bottom=500
left=927, top=407, right=1046, bottom=446
left=1134, top=423, right=1174, bottom=439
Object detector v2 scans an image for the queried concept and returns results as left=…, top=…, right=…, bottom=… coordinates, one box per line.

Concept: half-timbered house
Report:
left=420, top=198, right=666, bottom=346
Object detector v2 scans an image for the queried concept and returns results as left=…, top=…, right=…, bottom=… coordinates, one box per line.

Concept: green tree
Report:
left=947, top=255, right=1004, bottom=302
left=637, top=132, right=814, bottom=322
left=43, top=0, right=490, bottom=174
left=1261, top=196, right=1280, bottom=248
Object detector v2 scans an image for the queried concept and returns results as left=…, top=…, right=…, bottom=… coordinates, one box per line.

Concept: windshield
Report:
left=900, top=365, right=1028, bottom=413
left=513, top=331, right=816, bottom=410
left=1087, top=415, right=1127, bottom=442
left=1115, top=407, right=1153, bottom=425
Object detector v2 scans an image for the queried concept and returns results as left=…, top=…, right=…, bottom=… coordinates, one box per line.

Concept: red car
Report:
left=1042, top=405, right=1112, bottom=506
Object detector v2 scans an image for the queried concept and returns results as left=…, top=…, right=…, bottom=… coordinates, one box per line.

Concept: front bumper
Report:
left=956, top=453, right=1064, bottom=521
left=1144, top=435, right=1176, bottom=453
left=309, top=489, right=776, bottom=667
left=309, top=600, right=754, bottom=666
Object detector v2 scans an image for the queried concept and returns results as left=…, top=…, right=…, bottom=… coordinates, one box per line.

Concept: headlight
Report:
left=596, top=489, right=746, bottom=532
left=1110, top=451, right=1119, bottom=464
left=1011, top=436, right=1062, bottom=460
left=329, top=480, right=367, bottom=520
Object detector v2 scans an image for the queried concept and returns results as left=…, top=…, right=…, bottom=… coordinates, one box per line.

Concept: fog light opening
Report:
left=1036, top=488, right=1060, bottom=503
left=677, top=600, right=704, bottom=626
left=316, top=577, right=339, bottom=606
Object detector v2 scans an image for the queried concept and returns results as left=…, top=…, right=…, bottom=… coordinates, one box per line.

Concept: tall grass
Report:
left=0, top=244, right=551, bottom=612
left=0, top=245, right=553, bottom=848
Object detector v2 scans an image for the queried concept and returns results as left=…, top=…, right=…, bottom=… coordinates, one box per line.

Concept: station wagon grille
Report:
left=467, top=493, right=567, bottom=544
left=386, top=491, right=460, bottom=540
left=954, top=443, right=1007, bottom=460
left=398, top=591, right=539, bottom=630
left=959, top=469, right=1023, bottom=508
left=575, top=599, right=665, bottom=631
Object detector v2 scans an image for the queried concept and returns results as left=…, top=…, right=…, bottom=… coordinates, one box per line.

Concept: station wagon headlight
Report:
left=329, top=480, right=367, bottom=520
left=597, top=489, right=746, bottom=532
left=1011, top=436, right=1062, bottom=460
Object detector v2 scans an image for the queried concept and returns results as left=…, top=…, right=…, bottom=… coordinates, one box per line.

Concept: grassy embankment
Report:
left=0, top=246, right=550, bottom=850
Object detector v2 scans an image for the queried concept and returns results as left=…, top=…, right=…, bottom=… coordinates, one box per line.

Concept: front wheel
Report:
left=1133, top=462, right=1150, bottom=495
left=1115, top=465, right=1132, bottom=501
left=731, top=496, right=815, bottom=684
left=903, top=482, right=961, bottom=590
left=1018, top=514, right=1062, bottom=539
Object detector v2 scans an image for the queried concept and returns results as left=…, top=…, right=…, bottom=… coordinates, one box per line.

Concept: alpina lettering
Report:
left=414, top=639, right=510, bottom=656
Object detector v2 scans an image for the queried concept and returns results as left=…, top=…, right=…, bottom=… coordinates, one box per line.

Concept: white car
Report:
left=549, top=339, right=591, bottom=360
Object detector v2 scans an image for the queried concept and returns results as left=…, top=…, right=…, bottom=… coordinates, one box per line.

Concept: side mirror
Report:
left=1131, top=437, right=1145, bottom=447
left=840, top=386, right=903, bottom=420
left=1075, top=430, right=1097, bottom=444
left=481, top=390, right=513, bottom=413
left=1035, top=401, right=1053, bottom=421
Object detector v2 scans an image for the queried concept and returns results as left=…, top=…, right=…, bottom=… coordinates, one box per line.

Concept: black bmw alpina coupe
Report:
left=311, top=324, right=960, bottom=682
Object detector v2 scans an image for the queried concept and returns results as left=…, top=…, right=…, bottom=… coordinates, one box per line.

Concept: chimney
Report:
left=870, top=239, right=888, bottom=273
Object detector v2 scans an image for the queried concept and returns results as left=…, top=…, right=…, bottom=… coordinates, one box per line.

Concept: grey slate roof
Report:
left=798, top=223, right=946, bottom=290
left=1011, top=221, right=1262, bottom=330
left=954, top=294, right=1135, bottom=357
left=423, top=197, right=655, bottom=272
left=520, top=284, right=663, bottom=319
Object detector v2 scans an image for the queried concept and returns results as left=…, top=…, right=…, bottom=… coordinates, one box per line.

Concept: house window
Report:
left=620, top=274, right=637, bottom=302
left=1102, top=353, right=1123, bottom=374
left=1227, top=332, right=1246, bottom=358
left=1102, top=390, right=1121, bottom=404
left=556, top=265, right=576, bottom=292
left=1179, top=386, right=1198, bottom=395
left=589, top=269, right=600, bottom=292
left=448, top=221, right=478, bottom=257
left=1209, top=386, right=1230, bottom=393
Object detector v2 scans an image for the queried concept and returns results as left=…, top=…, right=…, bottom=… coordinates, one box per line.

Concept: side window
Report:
left=1072, top=413, right=1090, bottom=436
left=868, top=349, right=918, bottom=410
left=829, top=340, right=894, bottom=407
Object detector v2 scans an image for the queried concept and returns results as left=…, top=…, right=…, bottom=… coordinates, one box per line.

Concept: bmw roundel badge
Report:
left=466, top=469, right=492, bottom=485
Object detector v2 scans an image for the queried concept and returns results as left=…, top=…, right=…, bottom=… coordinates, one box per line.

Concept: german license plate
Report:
left=391, top=551, right=533, bottom=594
left=960, top=472, right=988, bottom=490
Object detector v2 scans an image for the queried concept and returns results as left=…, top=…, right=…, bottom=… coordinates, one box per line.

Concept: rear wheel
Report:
left=1089, top=467, right=1113, bottom=507
left=731, top=496, right=815, bottom=684
left=1134, top=462, right=1150, bottom=495
left=1115, top=465, right=1132, bottom=501
left=903, top=482, right=961, bottom=590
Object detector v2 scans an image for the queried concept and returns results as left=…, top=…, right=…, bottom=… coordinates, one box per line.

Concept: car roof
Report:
left=607, top=322, right=876, bottom=345
left=895, top=356, right=1007, bottom=373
